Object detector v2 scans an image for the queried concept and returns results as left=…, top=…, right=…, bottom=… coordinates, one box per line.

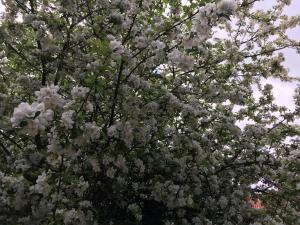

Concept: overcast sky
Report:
left=253, top=0, right=300, bottom=111
left=0, top=0, right=299, bottom=110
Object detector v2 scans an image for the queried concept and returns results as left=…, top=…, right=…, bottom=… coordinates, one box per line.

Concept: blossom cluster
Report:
left=10, top=102, right=53, bottom=136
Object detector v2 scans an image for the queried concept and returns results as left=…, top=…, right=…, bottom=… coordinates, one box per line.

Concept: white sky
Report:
left=253, top=0, right=300, bottom=111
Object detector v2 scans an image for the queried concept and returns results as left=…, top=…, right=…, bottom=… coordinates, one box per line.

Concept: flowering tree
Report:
left=0, top=0, right=300, bottom=224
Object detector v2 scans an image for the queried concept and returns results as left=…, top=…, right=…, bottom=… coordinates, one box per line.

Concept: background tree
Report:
left=0, top=0, right=300, bottom=224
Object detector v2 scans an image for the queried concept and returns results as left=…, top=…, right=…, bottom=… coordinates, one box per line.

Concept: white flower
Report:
left=71, top=86, right=90, bottom=98
left=109, top=40, right=124, bottom=54
left=11, top=102, right=35, bottom=126
left=86, top=101, right=94, bottom=112
left=63, top=100, right=75, bottom=109
left=151, top=40, right=165, bottom=52
left=165, top=92, right=181, bottom=108
left=35, top=85, right=64, bottom=109
left=121, top=121, right=133, bottom=147
left=217, top=0, right=237, bottom=15
left=23, top=120, right=39, bottom=136
left=11, top=102, right=45, bottom=126
left=61, top=110, right=75, bottom=129
left=64, top=209, right=77, bottom=224
left=135, top=36, right=149, bottom=48
left=11, top=102, right=53, bottom=136
left=107, top=123, right=120, bottom=138
left=144, top=101, right=159, bottom=113
left=168, top=49, right=195, bottom=71
left=30, top=172, right=51, bottom=196
left=192, top=3, right=219, bottom=39
left=84, top=122, right=101, bottom=140
left=75, top=177, right=89, bottom=197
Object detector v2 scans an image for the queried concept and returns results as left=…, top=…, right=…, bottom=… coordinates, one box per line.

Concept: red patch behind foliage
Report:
left=247, top=198, right=263, bottom=209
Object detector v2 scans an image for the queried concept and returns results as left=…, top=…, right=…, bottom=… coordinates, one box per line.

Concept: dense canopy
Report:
left=0, top=0, right=300, bottom=224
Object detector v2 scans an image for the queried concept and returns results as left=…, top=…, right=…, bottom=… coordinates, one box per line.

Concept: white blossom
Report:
left=30, top=172, right=51, bottom=196
left=11, top=102, right=53, bottom=135
left=11, top=102, right=44, bottom=126
left=109, top=39, right=124, bottom=60
left=61, top=110, right=75, bottom=129
left=2, top=0, right=300, bottom=224
left=84, top=122, right=101, bottom=141
left=71, top=86, right=90, bottom=98
left=35, top=85, right=64, bottom=109
left=217, top=0, right=237, bottom=15
left=168, top=49, right=195, bottom=71
left=64, top=209, right=78, bottom=224
left=86, top=101, right=94, bottom=112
